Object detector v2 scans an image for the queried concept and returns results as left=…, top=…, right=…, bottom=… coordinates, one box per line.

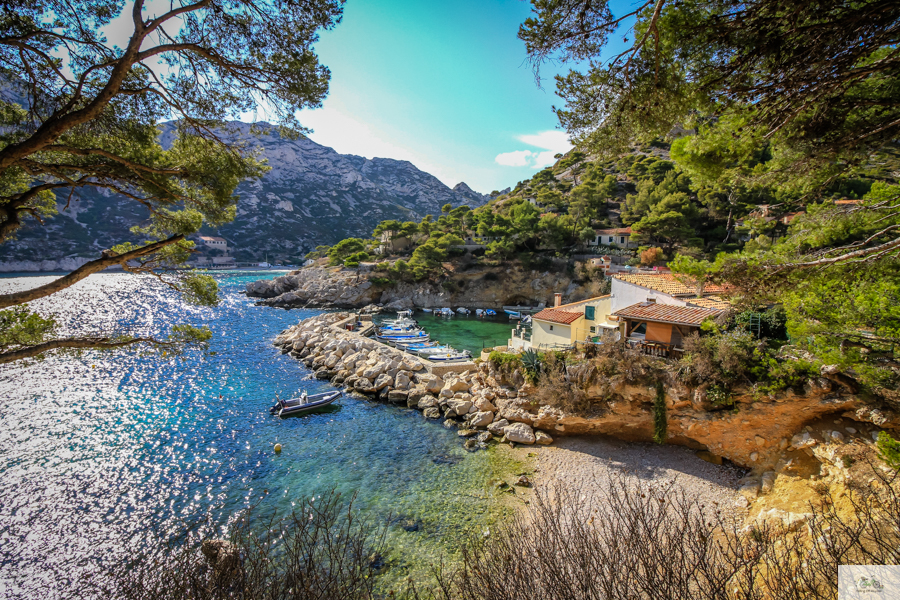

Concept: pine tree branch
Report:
left=772, top=235, right=900, bottom=271
left=0, top=335, right=175, bottom=364
left=0, top=235, right=184, bottom=309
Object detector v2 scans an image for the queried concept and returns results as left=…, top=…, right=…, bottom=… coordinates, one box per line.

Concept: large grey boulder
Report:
left=504, top=422, right=536, bottom=445
left=468, top=411, right=494, bottom=428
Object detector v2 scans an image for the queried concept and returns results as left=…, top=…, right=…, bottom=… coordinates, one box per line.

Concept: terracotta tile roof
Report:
left=612, top=272, right=727, bottom=296
left=613, top=302, right=723, bottom=326
left=555, top=294, right=610, bottom=311
left=686, top=296, right=731, bottom=310
left=533, top=308, right=584, bottom=325
left=595, top=227, right=632, bottom=235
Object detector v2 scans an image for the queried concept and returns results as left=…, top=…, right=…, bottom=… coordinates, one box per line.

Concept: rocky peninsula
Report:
left=248, top=263, right=605, bottom=310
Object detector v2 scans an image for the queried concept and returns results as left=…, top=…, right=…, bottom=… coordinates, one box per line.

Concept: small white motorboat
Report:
left=456, top=307, right=470, bottom=315
left=422, top=308, right=433, bottom=313
left=475, top=308, right=484, bottom=317
left=269, top=390, right=342, bottom=418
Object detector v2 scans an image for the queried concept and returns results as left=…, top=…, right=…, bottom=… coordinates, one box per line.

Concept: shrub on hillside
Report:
left=640, top=246, right=664, bottom=266
left=679, top=330, right=761, bottom=388
left=487, top=351, right=521, bottom=374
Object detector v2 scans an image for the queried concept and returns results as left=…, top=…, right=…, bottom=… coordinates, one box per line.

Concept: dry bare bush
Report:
left=80, top=490, right=394, bottom=600
left=432, top=468, right=900, bottom=600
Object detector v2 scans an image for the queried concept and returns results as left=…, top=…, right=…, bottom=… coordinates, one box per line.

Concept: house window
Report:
left=549, top=325, right=554, bottom=331
left=585, top=305, right=595, bottom=320
left=620, top=236, right=625, bottom=244
left=608, top=236, right=614, bottom=243
left=590, top=326, right=596, bottom=333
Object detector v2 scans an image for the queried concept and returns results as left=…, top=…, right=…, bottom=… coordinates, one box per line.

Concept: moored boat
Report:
left=485, top=309, right=497, bottom=316
left=425, top=350, right=472, bottom=362
left=376, top=331, right=430, bottom=342
left=270, top=390, right=342, bottom=418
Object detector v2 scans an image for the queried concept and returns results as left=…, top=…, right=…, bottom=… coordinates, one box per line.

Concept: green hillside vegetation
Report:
left=311, top=131, right=900, bottom=399
left=315, top=134, right=892, bottom=278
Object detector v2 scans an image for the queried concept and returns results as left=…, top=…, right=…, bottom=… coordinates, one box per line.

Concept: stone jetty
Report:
left=273, top=312, right=555, bottom=450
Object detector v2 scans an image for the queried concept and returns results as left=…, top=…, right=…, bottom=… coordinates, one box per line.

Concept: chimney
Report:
left=553, top=293, right=562, bottom=308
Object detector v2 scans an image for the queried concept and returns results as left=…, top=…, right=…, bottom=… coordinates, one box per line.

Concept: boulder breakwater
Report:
left=274, top=312, right=555, bottom=449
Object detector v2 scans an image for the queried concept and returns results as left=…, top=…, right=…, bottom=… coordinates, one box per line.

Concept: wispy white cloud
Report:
left=494, top=150, right=533, bottom=167
left=494, top=130, right=573, bottom=169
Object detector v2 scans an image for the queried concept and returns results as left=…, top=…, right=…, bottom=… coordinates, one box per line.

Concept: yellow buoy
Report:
left=274, top=443, right=282, bottom=453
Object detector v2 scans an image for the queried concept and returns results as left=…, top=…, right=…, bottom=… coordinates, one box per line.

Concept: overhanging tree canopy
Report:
left=0, top=0, right=343, bottom=363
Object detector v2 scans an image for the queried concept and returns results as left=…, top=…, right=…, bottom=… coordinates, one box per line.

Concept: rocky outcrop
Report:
left=249, top=262, right=606, bottom=309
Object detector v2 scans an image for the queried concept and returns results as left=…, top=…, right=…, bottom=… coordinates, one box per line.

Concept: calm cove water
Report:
left=377, top=311, right=515, bottom=355
left=0, top=271, right=521, bottom=598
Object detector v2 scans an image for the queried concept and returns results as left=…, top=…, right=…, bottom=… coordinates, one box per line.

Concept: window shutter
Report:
left=585, top=305, right=595, bottom=320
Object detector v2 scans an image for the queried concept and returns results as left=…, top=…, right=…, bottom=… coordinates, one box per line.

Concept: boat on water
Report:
left=393, top=340, right=441, bottom=350
left=475, top=308, right=484, bottom=317
left=378, top=323, right=418, bottom=332
left=506, top=310, right=521, bottom=320
left=396, top=309, right=413, bottom=318
left=456, top=307, right=470, bottom=315
left=413, top=344, right=456, bottom=355
left=270, top=390, right=342, bottom=418
left=376, top=331, right=430, bottom=342
left=485, top=309, right=497, bottom=317
left=422, top=308, right=433, bottom=313
left=425, top=350, right=472, bottom=362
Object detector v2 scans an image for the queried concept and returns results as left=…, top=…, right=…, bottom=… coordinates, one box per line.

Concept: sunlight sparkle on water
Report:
left=0, top=271, right=516, bottom=598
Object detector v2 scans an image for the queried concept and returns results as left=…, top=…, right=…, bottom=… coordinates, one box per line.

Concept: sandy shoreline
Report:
left=525, top=435, right=746, bottom=512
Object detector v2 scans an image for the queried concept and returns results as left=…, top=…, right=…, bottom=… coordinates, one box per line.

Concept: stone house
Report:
left=590, top=227, right=639, bottom=249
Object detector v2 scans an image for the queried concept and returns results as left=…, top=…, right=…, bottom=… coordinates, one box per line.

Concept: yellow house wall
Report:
left=570, top=297, right=615, bottom=341
left=531, top=318, right=580, bottom=349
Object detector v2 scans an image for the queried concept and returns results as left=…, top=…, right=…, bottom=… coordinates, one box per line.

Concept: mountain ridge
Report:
left=0, top=121, right=491, bottom=267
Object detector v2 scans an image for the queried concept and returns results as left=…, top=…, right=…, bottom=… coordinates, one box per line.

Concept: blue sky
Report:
left=105, top=0, right=632, bottom=194
left=291, top=0, right=602, bottom=193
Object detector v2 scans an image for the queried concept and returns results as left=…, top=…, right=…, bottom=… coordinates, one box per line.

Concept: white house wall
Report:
left=610, top=279, right=688, bottom=313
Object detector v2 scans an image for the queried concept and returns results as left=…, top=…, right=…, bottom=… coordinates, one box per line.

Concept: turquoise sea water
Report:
left=377, top=311, right=515, bottom=355
left=0, top=271, right=518, bottom=597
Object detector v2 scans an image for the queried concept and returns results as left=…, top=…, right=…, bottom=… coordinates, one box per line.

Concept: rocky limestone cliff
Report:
left=246, top=263, right=606, bottom=309
left=0, top=122, right=491, bottom=269
left=484, top=362, right=899, bottom=475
